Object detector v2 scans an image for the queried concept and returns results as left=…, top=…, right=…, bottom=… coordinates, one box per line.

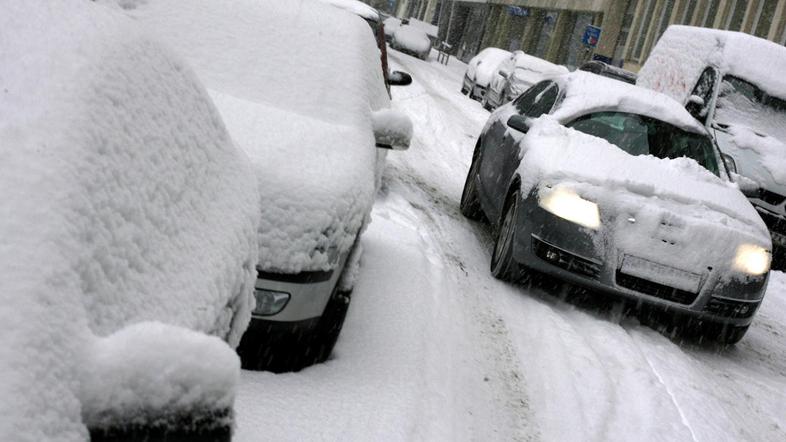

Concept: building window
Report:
left=725, top=0, right=746, bottom=31
left=631, top=0, right=658, bottom=59
left=681, top=0, right=697, bottom=24
left=613, top=0, right=638, bottom=64
left=656, top=0, right=676, bottom=39
left=701, top=0, right=721, bottom=28
left=754, top=0, right=778, bottom=38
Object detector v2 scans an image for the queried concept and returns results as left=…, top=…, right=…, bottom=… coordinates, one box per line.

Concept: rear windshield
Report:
left=567, top=111, right=720, bottom=176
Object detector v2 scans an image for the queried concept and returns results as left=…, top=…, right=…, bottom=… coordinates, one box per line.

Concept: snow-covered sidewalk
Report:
left=235, top=48, right=786, bottom=441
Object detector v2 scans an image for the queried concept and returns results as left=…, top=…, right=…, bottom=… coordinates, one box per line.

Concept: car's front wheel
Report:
left=491, top=188, right=523, bottom=281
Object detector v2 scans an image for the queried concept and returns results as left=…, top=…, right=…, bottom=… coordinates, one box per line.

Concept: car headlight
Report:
left=733, top=244, right=771, bottom=275
left=539, top=187, right=600, bottom=230
left=253, top=289, right=290, bottom=316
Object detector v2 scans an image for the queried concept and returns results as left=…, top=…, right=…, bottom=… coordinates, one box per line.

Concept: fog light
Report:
left=253, top=289, right=290, bottom=316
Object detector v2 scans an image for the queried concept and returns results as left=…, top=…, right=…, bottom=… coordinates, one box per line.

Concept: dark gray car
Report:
left=461, top=72, right=772, bottom=344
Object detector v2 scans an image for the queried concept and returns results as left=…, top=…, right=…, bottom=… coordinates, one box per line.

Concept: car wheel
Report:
left=491, top=188, right=523, bottom=281
left=481, top=94, right=493, bottom=111
left=460, top=141, right=485, bottom=221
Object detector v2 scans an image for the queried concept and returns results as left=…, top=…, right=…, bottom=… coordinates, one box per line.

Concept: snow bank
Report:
left=638, top=25, right=786, bottom=104
left=516, top=118, right=771, bottom=270
left=469, top=48, right=512, bottom=86
left=126, top=0, right=391, bottom=273
left=1, top=0, right=257, bottom=438
left=551, top=72, right=706, bottom=133
left=394, top=25, right=432, bottom=54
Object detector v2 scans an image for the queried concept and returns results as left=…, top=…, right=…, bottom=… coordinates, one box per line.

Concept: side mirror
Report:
left=506, top=115, right=531, bottom=133
left=389, top=70, right=412, bottom=86
left=731, top=172, right=761, bottom=198
left=373, top=109, right=412, bottom=150
left=686, top=94, right=708, bottom=122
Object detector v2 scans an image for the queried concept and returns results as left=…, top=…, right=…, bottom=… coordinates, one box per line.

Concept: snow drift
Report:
left=0, top=0, right=258, bottom=439
left=124, top=0, right=392, bottom=274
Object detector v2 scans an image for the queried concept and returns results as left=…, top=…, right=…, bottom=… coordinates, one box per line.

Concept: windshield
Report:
left=567, top=112, right=720, bottom=175
left=715, top=75, right=786, bottom=141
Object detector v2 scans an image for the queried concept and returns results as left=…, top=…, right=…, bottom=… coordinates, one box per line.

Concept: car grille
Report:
left=615, top=271, right=698, bottom=305
left=757, top=189, right=786, bottom=206
left=703, top=297, right=759, bottom=319
left=757, top=209, right=786, bottom=235
left=532, top=237, right=601, bottom=279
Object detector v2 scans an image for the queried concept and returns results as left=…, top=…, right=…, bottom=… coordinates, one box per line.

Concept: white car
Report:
left=128, top=0, right=412, bottom=372
left=1, top=0, right=259, bottom=439
left=461, top=47, right=512, bottom=100
left=639, top=25, right=786, bottom=271
left=391, top=24, right=432, bottom=60
left=483, top=51, right=568, bottom=110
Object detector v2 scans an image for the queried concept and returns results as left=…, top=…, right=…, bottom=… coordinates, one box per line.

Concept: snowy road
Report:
left=235, top=49, right=786, bottom=441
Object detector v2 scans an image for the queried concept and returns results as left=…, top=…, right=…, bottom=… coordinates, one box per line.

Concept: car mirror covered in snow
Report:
left=373, top=108, right=413, bottom=150
left=506, top=115, right=531, bottom=133
left=731, top=172, right=763, bottom=198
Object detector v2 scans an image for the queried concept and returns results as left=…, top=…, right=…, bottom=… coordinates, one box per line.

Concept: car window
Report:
left=715, top=75, right=786, bottom=142
left=513, top=81, right=559, bottom=118
left=567, top=112, right=720, bottom=176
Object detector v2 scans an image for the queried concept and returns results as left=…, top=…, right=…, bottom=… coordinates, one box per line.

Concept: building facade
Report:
left=380, top=0, right=786, bottom=70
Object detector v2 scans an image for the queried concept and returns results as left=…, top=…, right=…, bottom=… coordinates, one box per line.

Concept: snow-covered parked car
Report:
left=383, top=16, right=402, bottom=42
left=482, top=50, right=568, bottom=110
left=1, top=0, right=259, bottom=440
left=461, top=72, right=772, bottom=343
left=391, top=24, right=432, bottom=60
left=638, top=26, right=786, bottom=270
left=462, top=47, right=513, bottom=101
left=579, top=60, right=637, bottom=85
left=126, top=0, right=412, bottom=372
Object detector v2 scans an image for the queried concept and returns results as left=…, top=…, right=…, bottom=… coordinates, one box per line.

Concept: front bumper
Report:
left=755, top=206, right=786, bottom=270
left=510, top=194, right=768, bottom=326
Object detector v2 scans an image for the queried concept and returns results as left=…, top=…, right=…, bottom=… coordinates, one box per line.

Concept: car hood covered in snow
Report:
left=517, top=118, right=771, bottom=274
left=125, top=0, right=391, bottom=273
left=1, top=0, right=258, bottom=439
left=394, top=25, right=432, bottom=54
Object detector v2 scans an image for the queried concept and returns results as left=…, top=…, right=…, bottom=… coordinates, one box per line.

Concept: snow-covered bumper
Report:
left=510, top=191, right=770, bottom=326
left=753, top=205, right=786, bottom=270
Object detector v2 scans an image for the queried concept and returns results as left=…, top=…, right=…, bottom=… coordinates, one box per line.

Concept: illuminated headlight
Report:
left=539, top=187, right=600, bottom=230
left=733, top=244, right=771, bottom=275
left=253, top=289, right=290, bottom=316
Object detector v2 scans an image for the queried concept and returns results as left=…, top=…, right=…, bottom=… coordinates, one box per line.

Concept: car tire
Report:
left=460, top=141, right=485, bottom=221
left=491, top=188, right=523, bottom=282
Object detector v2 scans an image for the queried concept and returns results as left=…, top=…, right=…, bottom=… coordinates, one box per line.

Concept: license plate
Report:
left=620, top=255, right=702, bottom=293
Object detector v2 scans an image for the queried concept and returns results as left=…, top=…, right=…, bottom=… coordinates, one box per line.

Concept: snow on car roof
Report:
left=394, top=25, right=432, bottom=52
left=317, top=0, right=379, bottom=22
left=127, top=0, right=390, bottom=273
left=638, top=25, right=786, bottom=103
left=1, top=0, right=258, bottom=438
left=513, top=51, right=567, bottom=74
left=551, top=72, right=707, bottom=133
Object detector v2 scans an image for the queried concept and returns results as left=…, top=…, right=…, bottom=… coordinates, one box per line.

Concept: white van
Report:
left=638, top=25, right=786, bottom=270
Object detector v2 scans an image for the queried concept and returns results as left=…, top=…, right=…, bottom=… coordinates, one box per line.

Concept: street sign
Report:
left=507, top=6, right=529, bottom=17
left=582, top=25, right=602, bottom=48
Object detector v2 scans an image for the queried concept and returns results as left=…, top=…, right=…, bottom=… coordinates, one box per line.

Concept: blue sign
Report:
left=507, top=6, right=529, bottom=17
left=582, top=25, right=602, bottom=48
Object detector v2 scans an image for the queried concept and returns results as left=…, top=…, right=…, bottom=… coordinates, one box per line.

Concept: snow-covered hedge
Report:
left=0, top=0, right=259, bottom=439
left=125, top=0, right=392, bottom=274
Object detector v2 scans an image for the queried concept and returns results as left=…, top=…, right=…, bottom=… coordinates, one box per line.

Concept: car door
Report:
left=478, top=80, right=560, bottom=222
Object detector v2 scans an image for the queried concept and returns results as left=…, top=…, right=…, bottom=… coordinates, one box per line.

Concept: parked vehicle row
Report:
left=482, top=51, right=568, bottom=110
left=461, top=27, right=782, bottom=344
left=2, top=0, right=413, bottom=438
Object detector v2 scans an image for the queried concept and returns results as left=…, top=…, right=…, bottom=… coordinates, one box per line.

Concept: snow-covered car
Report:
left=482, top=50, right=569, bottom=110
left=1, top=0, right=260, bottom=440
left=461, top=47, right=513, bottom=101
left=638, top=26, right=786, bottom=270
left=461, top=72, right=772, bottom=343
left=126, top=0, right=413, bottom=372
left=383, top=16, right=402, bottom=42
left=391, top=24, right=432, bottom=60
left=579, top=60, right=637, bottom=84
